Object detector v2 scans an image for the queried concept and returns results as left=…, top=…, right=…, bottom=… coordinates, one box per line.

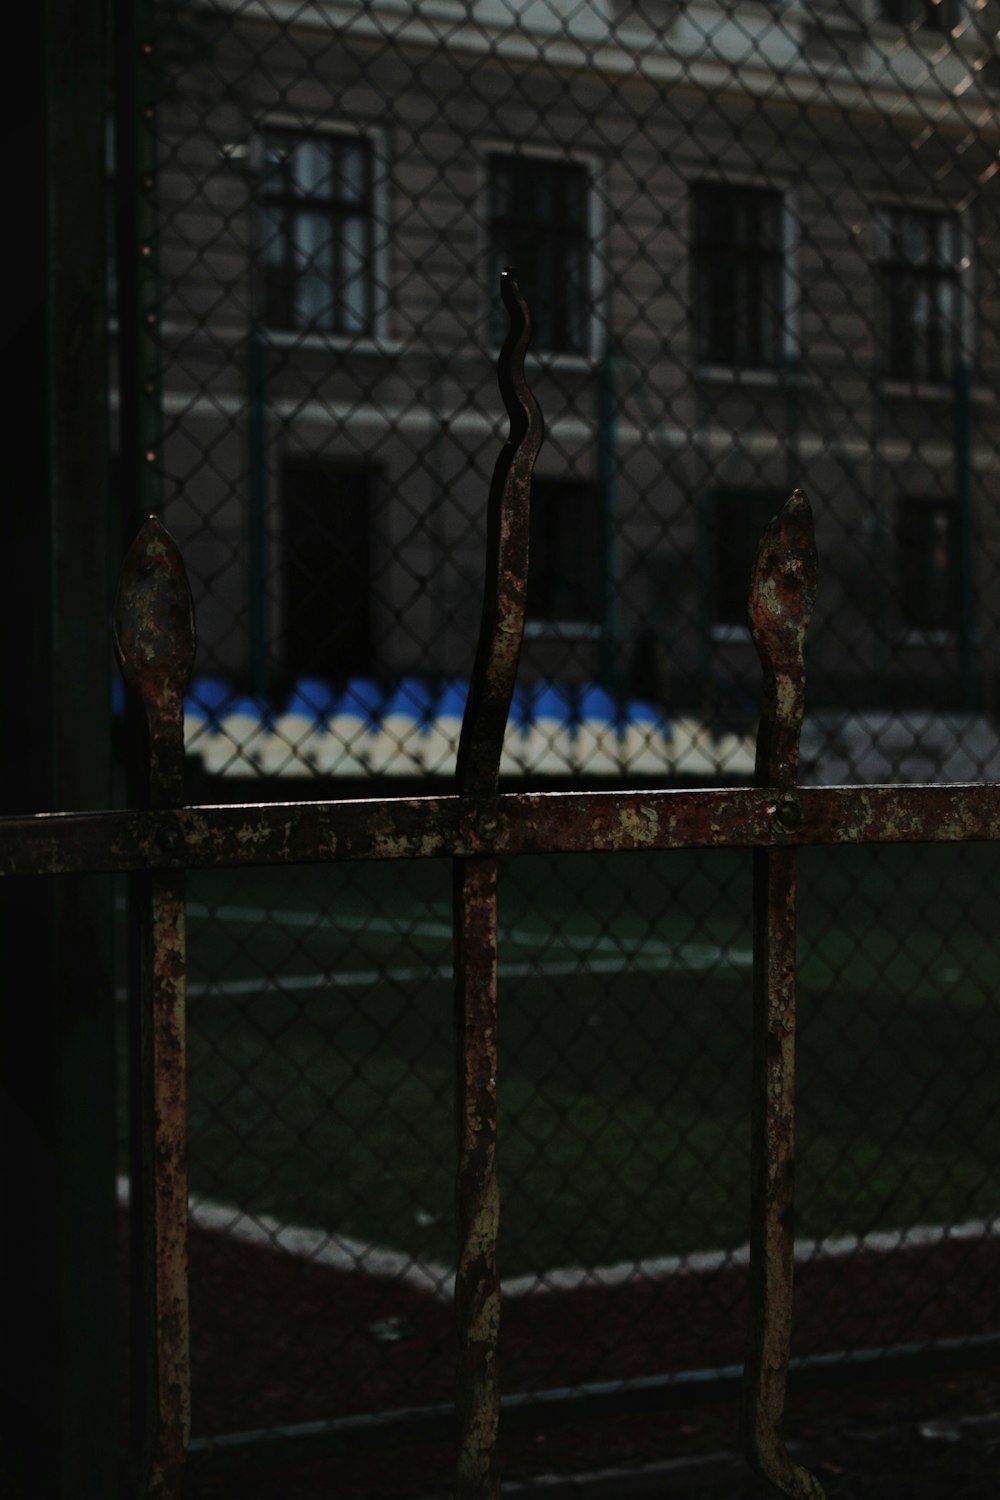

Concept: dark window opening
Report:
left=880, top=1, right=961, bottom=32
left=489, top=156, right=591, bottom=356
left=281, top=459, right=374, bottom=683
left=693, top=182, right=785, bottom=369
left=878, top=206, right=962, bottom=382
left=897, top=498, right=960, bottom=631
left=528, top=478, right=603, bottom=624
left=713, top=492, right=783, bottom=629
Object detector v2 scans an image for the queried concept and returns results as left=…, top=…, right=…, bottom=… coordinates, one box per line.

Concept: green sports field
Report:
left=180, top=841, right=1000, bottom=1279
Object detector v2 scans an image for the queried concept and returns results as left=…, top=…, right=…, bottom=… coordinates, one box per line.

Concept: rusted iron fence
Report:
left=116, top=27, right=1000, bottom=1435
left=4, top=275, right=999, bottom=1498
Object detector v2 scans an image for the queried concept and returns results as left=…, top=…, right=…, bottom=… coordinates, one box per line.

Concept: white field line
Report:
left=115, top=898, right=751, bottom=998
left=185, top=898, right=746, bottom=965
left=117, top=951, right=742, bottom=1001
left=118, top=950, right=745, bottom=1001
left=114, top=1175, right=998, bottom=1303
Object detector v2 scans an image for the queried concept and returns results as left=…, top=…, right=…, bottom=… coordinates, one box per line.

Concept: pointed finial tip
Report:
left=113, top=516, right=197, bottom=706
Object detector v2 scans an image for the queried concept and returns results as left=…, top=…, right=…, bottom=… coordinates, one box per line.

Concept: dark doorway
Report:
left=282, top=457, right=374, bottom=683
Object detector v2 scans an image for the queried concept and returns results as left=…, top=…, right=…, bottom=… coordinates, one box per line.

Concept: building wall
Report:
left=147, top=0, right=1000, bottom=714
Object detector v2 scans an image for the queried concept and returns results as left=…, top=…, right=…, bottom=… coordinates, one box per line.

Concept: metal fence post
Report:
left=115, top=517, right=196, bottom=1500
left=453, top=271, right=543, bottom=1499
left=742, top=491, right=823, bottom=1500
left=1, top=0, right=114, bottom=1494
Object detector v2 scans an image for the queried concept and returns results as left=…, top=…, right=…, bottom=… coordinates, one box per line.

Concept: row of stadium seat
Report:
left=130, top=676, right=757, bottom=779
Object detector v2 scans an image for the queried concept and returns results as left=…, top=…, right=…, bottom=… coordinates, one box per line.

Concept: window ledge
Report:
left=263, top=329, right=404, bottom=357
left=868, top=21, right=969, bottom=49
left=878, top=379, right=989, bottom=403
left=898, top=627, right=959, bottom=647
left=524, top=621, right=601, bottom=641
left=693, top=364, right=807, bottom=388
left=492, top=348, right=599, bottom=373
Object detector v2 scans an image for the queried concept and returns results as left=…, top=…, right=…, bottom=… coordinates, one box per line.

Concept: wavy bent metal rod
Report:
left=114, top=516, right=196, bottom=1500
left=741, top=490, right=825, bottom=1500
left=453, top=269, right=544, bottom=1500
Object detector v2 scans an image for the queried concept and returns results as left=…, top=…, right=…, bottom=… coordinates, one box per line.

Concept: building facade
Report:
left=138, top=0, right=1000, bottom=738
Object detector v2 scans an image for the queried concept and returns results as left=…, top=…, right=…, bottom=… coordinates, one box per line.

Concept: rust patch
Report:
left=2, top=785, right=1000, bottom=878
left=114, top=516, right=195, bottom=809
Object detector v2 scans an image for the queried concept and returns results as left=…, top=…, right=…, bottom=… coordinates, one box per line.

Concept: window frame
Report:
left=895, top=493, right=962, bottom=638
left=254, top=123, right=391, bottom=343
left=691, top=179, right=798, bottom=374
left=523, top=474, right=605, bottom=637
left=710, top=490, right=787, bottom=640
left=877, top=0, right=963, bottom=33
left=483, top=146, right=605, bottom=364
left=876, top=201, right=969, bottom=384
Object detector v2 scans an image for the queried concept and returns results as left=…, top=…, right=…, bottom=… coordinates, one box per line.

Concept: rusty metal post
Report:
left=453, top=271, right=543, bottom=1500
left=114, top=518, right=196, bottom=1500
left=741, top=491, right=825, bottom=1500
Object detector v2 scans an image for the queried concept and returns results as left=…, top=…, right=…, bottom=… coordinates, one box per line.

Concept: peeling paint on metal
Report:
left=451, top=271, right=542, bottom=1500
left=742, top=492, right=826, bottom=1500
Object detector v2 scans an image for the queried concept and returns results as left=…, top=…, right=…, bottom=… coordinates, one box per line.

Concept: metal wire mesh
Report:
left=118, top=0, right=1000, bottom=1471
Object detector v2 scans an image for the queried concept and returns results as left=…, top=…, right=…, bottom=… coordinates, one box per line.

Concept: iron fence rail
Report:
left=2, top=782, right=998, bottom=876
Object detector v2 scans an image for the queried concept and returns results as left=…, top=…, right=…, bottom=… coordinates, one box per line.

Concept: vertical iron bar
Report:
left=115, top=518, right=196, bottom=1500
left=49, top=0, right=117, bottom=1485
left=741, top=491, right=824, bottom=1500
left=596, top=337, right=620, bottom=692
left=954, top=357, right=977, bottom=713
left=247, top=327, right=270, bottom=697
left=113, top=2, right=165, bottom=1481
left=3, top=0, right=113, bottom=1490
left=453, top=270, right=542, bottom=1500
left=453, top=853, right=501, bottom=1497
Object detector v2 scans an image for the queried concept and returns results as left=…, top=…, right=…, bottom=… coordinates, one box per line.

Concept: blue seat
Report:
left=369, top=678, right=434, bottom=775
left=392, top=676, right=435, bottom=723
left=576, top=683, right=618, bottom=727
left=530, top=681, right=573, bottom=725
left=430, top=677, right=469, bottom=724
left=186, top=675, right=233, bottom=729
left=289, top=677, right=337, bottom=719
left=523, top=682, right=574, bottom=773
left=337, top=676, right=384, bottom=726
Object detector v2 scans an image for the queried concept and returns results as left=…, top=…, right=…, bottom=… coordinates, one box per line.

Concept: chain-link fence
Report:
left=114, top=0, right=1000, bottom=1484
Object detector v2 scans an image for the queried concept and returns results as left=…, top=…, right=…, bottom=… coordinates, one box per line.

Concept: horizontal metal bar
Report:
left=185, top=1332, right=1000, bottom=1472
left=1, top=784, right=998, bottom=877
left=5, top=783, right=1000, bottom=878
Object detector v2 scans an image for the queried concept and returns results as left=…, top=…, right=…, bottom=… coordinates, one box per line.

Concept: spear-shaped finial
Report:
left=455, top=268, right=544, bottom=797
left=113, top=515, right=196, bottom=809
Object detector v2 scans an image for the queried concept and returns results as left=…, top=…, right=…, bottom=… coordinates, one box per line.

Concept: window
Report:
left=528, top=478, right=602, bottom=626
left=896, top=498, right=960, bottom=631
left=489, top=155, right=592, bottom=356
left=879, top=1, right=961, bottom=32
left=713, top=492, right=783, bottom=630
left=693, top=183, right=787, bottom=369
left=878, top=206, right=962, bottom=381
left=282, top=459, right=374, bottom=680
left=259, top=131, right=375, bottom=335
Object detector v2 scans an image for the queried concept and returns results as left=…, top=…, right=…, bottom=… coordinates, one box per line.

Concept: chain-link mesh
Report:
left=120, top=0, right=1000, bottom=1476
